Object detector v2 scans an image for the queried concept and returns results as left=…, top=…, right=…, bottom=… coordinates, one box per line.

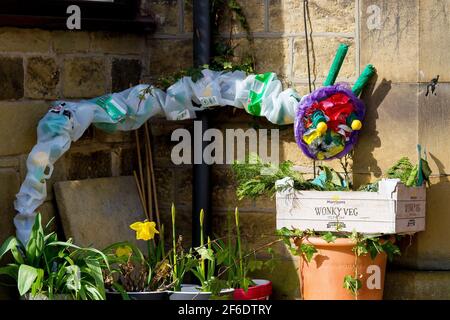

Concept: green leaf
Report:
left=196, top=247, right=214, bottom=261
left=65, top=265, right=81, bottom=292
left=0, top=264, right=19, bottom=280
left=111, top=283, right=130, bottom=300
left=84, top=258, right=106, bottom=299
left=300, top=244, right=317, bottom=263
left=247, top=259, right=264, bottom=272
left=365, top=238, right=383, bottom=260
left=343, top=275, right=362, bottom=296
left=26, top=213, right=45, bottom=266
left=31, top=268, right=44, bottom=297
left=321, top=232, right=337, bottom=243
left=18, top=264, right=38, bottom=296
left=0, top=236, right=24, bottom=264
left=381, top=241, right=401, bottom=262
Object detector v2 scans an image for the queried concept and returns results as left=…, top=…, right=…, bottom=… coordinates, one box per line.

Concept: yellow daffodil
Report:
left=115, top=246, right=132, bottom=258
left=130, top=220, right=159, bottom=241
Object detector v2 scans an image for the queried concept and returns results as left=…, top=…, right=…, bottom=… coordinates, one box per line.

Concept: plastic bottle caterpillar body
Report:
left=13, top=69, right=300, bottom=244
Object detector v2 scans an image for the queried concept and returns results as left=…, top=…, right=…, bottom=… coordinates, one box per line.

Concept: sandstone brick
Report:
left=68, top=150, right=112, bottom=180
left=94, top=127, right=132, bottom=143
left=0, top=28, right=50, bottom=53
left=0, top=102, right=49, bottom=156
left=148, top=39, right=193, bottom=77
left=269, top=0, right=355, bottom=34
left=353, top=83, right=418, bottom=176
left=120, top=146, right=138, bottom=176
left=293, top=37, right=356, bottom=81
left=233, top=38, right=290, bottom=77
left=360, top=0, right=419, bottom=83
left=174, top=167, right=192, bottom=206
left=159, top=205, right=192, bottom=248
left=399, top=176, right=450, bottom=270
left=418, top=83, right=450, bottom=174
left=154, top=167, right=175, bottom=208
left=0, top=57, right=23, bottom=100
left=148, top=0, right=180, bottom=34
left=111, top=58, right=142, bottom=92
left=249, top=258, right=300, bottom=300
left=419, top=0, right=450, bottom=82
left=385, top=270, right=450, bottom=300
left=183, top=0, right=193, bottom=33
left=212, top=211, right=278, bottom=253
left=25, top=56, right=59, bottom=99
left=63, top=57, right=107, bottom=98
left=0, top=169, right=20, bottom=245
left=90, top=32, right=145, bottom=54
left=218, top=0, right=266, bottom=34
left=51, top=30, right=90, bottom=53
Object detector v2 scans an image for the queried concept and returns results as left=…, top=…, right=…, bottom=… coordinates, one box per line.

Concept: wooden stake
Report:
left=135, top=130, right=146, bottom=206
left=144, top=122, right=161, bottom=230
left=145, top=141, right=154, bottom=221
left=133, top=170, right=149, bottom=220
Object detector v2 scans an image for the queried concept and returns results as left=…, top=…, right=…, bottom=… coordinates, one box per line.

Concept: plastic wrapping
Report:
left=14, top=69, right=301, bottom=244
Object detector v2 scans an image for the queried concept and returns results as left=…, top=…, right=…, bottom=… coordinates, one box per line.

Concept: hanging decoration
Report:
left=294, top=44, right=375, bottom=160
left=13, top=69, right=301, bottom=244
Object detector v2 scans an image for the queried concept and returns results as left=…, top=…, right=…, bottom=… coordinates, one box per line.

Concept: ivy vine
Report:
left=277, top=228, right=402, bottom=298
left=155, top=0, right=256, bottom=90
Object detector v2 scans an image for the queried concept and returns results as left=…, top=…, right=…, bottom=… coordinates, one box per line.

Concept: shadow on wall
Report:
left=353, top=74, right=392, bottom=185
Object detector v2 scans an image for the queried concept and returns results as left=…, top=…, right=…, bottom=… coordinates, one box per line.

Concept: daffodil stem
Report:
left=235, top=207, right=244, bottom=278
left=171, top=204, right=178, bottom=289
left=200, top=209, right=205, bottom=281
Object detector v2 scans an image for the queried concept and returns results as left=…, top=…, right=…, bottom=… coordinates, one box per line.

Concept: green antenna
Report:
left=323, top=44, right=349, bottom=86
left=352, top=64, right=376, bottom=96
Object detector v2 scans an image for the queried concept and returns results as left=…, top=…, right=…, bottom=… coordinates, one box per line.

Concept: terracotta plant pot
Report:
left=233, top=279, right=272, bottom=300
left=298, top=237, right=387, bottom=300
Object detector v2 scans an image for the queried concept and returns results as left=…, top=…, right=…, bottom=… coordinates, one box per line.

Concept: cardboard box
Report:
left=276, top=179, right=426, bottom=234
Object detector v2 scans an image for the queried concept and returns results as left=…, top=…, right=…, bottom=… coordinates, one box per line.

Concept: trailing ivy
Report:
left=276, top=227, right=402, bottom=297
left=156, top=0, right=255, bottom=90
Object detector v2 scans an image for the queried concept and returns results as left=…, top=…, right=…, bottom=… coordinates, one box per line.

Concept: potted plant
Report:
left=102, top=220, right=173, bottom=300
left=0, top=213, right=108, bottom=300
left=215, top=207, right=274, bottom=300
left=232, top=153, right=431, bottom=300
left=168, top=204, right=234, bottom=300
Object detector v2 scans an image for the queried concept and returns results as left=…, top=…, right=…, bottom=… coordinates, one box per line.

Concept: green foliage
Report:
left=343, top=275, right=362, bottom=296
left=386, top=157, right=415, bottom=185
left=277, top=227, right=402, bottom=297
left=232, top=154, right=315, bottom=200
left=321, top=232, right=337, bottom=243
left=385, top=157, right=432, bottom=187
left=0, top=213, right=108, bottom=300
left=300, top=244, right=318, bottom=263
left=156, top=0, right=255, bottom=91
left=102, top=237, right=172, bottom=294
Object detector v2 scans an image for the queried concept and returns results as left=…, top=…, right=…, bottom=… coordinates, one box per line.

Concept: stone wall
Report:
left=0, top=0, right=449, bottom=300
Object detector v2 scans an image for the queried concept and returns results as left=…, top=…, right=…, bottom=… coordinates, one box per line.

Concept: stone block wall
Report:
left=0, top=0, right=449, bottom=300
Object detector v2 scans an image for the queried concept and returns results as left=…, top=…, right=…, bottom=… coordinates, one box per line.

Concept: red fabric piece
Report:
left=304, top=93, right=356, bottom=132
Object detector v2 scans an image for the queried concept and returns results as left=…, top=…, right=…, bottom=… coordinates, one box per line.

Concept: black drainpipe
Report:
left=192, top=0, right=211, bottom=248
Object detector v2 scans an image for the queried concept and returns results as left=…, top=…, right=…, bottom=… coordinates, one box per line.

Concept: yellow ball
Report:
left=351, top=119, right=362, bottom=131
left=316, top=122, right=328, bottom=135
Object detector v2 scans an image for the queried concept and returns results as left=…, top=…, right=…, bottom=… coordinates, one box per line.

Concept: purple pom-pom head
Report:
left=294, top=83, right=366, bottom=160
